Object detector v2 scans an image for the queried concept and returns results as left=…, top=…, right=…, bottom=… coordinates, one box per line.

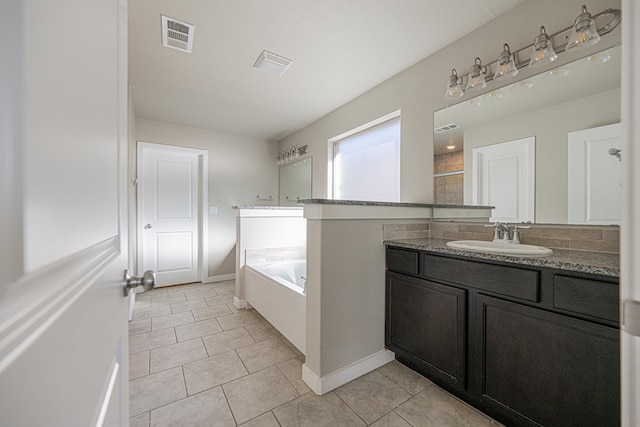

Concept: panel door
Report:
left=472, top=137, right=536, bottom=223
left=568, top=123, right=622, bottom=224
left=386, top=273, right=466, bottom=388
left=475, top=294, right=620, bottom=427
left=139, top=142, right=202, bottom=287
left=0, top=0, right=130, bottom=424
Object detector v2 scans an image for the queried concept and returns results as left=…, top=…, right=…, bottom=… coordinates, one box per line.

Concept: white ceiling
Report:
left=128, top=0, right=526, bottom=141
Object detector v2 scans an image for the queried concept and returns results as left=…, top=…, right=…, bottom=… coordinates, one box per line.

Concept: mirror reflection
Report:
left=434, top=45, right=621, bottom=224
left=279, top=157, right=312, bottom=206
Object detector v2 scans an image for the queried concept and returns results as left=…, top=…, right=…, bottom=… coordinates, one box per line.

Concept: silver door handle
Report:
left=144, top=224, right=152, bottom=229
left=123, top=269, right=155, bottom=296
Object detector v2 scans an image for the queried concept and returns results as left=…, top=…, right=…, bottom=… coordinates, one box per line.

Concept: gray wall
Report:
left=278, top=0, right=621, bottom=204
left=464, top=89, right=620, bottom=223
left=135, top=118, right=278, bottom=278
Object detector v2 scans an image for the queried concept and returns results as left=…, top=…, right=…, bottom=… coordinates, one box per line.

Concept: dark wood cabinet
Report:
left=386, top=247, right=620, bottom=427
left=386, top=273, right=466, bottom=389
left=476, top=294, right=619, bottom=427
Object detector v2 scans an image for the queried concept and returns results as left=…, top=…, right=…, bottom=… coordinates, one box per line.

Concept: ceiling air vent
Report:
left=253, top=51, right=293, bottom=77
left=161, top=15, right=195, bottom=53
left=434, top=123, right=460, bottom=133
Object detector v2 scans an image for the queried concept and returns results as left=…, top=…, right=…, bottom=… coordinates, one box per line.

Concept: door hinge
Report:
left=623, top=299, right=640, bottom=337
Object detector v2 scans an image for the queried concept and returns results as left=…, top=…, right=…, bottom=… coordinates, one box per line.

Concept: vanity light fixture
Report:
left=442, top=6, right=620, bottom=101
left=529, top=26, right=557, bottom=68
left=276, top=144, right=308, bottom=166
left=465, top=58, right=487, bottom=92
left=444, top=69, right=465, bottom=99
left=493, top=44, right=518, bottom=81
left=565, top=5, right=601, bottom=51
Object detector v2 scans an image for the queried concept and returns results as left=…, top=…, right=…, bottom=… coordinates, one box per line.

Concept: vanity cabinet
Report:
left=386, top=273, right=466, bottom=389
left=385, top=247, right=620, bottom=427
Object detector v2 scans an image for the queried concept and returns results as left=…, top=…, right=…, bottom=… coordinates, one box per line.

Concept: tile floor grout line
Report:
left=218, top=380, right=239, bottom=426
left=332, top=389, right=370, bottom=426
left=393, top=409, right=415, bottom=427
left=275, top=364, right=303, bottom=398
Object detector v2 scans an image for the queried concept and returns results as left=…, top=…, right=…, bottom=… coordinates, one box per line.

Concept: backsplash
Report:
left=384, top=222, right=620, bottom=254
left=382, top=223, right=430, bottom=240
left=245, top=246, right=306, bottom=264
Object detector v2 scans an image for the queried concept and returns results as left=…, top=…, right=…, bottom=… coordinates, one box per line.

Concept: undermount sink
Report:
left=446, top=240, right=553, bottom=257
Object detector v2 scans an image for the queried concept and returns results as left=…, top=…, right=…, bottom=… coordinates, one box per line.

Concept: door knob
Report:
left=123, top=269, right=155, bottom=296
left=144, top=224, right=152, bottom=229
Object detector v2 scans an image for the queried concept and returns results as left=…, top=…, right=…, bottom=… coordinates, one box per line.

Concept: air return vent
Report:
left=434, top=123, right=460, bottom=133
left=161, top=15, right=195, bottom=53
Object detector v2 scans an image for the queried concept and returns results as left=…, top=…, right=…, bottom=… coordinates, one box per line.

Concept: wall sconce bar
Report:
left=446, top=7, right=621, bottom=97
left=277, top=144, right=309, bottom=166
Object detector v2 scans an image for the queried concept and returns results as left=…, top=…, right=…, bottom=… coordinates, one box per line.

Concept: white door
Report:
left=138, top=142, right=206, bottom=287
left=621, top=2, right=640, bottom=425
left=0, top=0, right=132, bottom=425
left=472, top=137, right=536, bottom=223
left=567, top=123, right=622, bottom=225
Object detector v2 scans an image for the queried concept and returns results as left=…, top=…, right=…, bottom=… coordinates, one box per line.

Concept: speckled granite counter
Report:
left=232, top=205, right=302, bottom=210
left=385, top=238, right=620, bottom=277
left=298, top=199, right=493, bottom=209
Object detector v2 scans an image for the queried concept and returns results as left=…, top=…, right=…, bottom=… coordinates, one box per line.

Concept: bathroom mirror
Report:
left=279, top=157, right=312, bottom=206
left=434, top=44, right=621, bottom=224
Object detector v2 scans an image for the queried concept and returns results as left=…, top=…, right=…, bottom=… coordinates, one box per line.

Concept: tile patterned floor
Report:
left=129, top=281, right=501, bottom=426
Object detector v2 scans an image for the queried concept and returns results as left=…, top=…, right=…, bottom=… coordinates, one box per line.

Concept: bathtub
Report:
left=244, top=260, right=306, bottom=353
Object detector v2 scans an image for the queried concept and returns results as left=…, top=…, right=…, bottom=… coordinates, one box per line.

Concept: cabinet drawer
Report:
left=422, top=254, right=539, bottom=302
left=553, top=275, right=619, bottom=323
left=387, top=248, right=419, bottom=275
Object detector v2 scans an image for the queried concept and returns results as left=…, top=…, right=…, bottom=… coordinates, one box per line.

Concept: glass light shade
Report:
left=444, top=69, right=464, bottom=99
left=529, top=26, right=557, bottom=68
left=465, top=58, right=487, bottom=91
left=493, top=44, right=518, bottom=81
left=566, top=5, right=601, bottom=51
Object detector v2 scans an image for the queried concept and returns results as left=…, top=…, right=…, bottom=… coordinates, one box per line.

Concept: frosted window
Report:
left=333, top=117, right=401, bottom=201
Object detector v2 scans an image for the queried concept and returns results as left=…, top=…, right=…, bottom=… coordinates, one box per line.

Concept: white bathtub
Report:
left=245, top=260, right=306, bottom=353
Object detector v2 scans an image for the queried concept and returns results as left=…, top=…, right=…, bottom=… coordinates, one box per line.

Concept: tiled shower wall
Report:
left=434, top=151, right=463, bottom=205
left=383, top=222, right=620, bottom=254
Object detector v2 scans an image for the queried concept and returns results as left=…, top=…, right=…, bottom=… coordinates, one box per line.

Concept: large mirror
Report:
left=279, top=157, right=312, bottom=206
left=434, top=45, right=621, bottom=224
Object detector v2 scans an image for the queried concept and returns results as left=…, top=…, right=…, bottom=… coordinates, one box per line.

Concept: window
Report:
left=328, top=111, right=401, bottom=202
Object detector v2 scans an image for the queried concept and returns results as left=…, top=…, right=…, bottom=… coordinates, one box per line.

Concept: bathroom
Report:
left=136, top=1, right=636, bottom=424
left=232, top=1, right=627, bottom=424
left=137, top=0, right=632, bottom=423
left=4, top=0, right=639, bottom=425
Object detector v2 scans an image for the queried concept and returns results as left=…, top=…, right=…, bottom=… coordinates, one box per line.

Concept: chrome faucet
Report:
left=485, top=222, right=509, bottom=241
left=485, top=222, right=531, bottom=243
left=512, top=224, right=531, bottom=244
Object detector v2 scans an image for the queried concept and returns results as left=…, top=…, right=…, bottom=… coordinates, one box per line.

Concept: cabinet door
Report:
left=386, top=272, right=466, bottom=388
left=475, top=295, right=619, bottom=427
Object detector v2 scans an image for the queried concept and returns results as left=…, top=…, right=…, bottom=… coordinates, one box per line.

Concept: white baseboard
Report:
left=203, top=273, right=235, bottom=284
left=302, top=349, right=395, bottom=395
left=233, top=296, right=247, bottom=309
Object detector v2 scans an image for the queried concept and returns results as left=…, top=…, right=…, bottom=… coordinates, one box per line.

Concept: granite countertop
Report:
left=385, top=238, right=620, bottom=277
left=232, top=206, right=303, bottom=210
left=298, top=199, right=494, bottom=209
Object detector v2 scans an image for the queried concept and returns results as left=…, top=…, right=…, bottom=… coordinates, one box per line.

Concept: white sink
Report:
left=446, top=240, right=553, bottom=257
